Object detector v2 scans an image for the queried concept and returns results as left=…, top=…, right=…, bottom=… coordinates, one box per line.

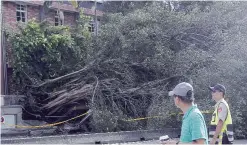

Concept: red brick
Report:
left=2, top=1, right=104, bottom=67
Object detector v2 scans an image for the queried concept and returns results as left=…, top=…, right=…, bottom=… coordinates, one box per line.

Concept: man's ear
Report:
left=175, top=96, right=180, bottom=103
left=220, top=92, right=224, bottom=97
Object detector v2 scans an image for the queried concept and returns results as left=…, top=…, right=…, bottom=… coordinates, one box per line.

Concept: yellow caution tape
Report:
left=1, top=110, right=213, bottom=128
left=123, top=116, right=162, bottom=122
left=123, top=110, right=213, bottom=122
left=1, top=111, right=89, bottom=129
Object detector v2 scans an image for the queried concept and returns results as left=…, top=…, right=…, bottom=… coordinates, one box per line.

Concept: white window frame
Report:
left=16, top=3, right=27, bottom=23
left=88, top=18, right=100, bottom=34
left=88, top=19, right=95, bottom=33
left=55, top=10, right=64, bottom=26
left=55, top=11, right=59, bottom=26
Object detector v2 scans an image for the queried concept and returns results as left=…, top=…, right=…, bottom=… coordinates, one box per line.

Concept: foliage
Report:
left=96, top=2, right=247, bottom=137
left=84, top=2, right=220, bottom=132
left=6, top=1, right=247, bottom=138
left=7, top=10, right=92, bottom=122
left=102, top=1, right=153, bottom=15
left=9, top=21, right=78, bottom=88
left=8, top=9, right=91, bottom=91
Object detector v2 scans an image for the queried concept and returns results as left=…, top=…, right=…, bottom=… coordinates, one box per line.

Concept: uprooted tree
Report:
left=7, top=2, right=247, bottom=137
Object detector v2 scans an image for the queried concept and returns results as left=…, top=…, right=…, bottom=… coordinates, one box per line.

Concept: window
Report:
left=88, top=18, right=100, bottom=34
left=55, top=11, right=59, bottom=26
left=55, top=10, right=64, bottom=26
left=88, top=20, right=95, bottom=33
left=16, top=4, right=26, bottom=22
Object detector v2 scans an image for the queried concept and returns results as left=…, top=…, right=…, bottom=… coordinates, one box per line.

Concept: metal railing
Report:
left=1, top=95, right=24, bottom=106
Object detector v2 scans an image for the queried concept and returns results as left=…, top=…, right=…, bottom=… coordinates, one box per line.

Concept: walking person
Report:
left=163, top=82, right=208, bottom=144
left=208, top=84, right=234, bottom=145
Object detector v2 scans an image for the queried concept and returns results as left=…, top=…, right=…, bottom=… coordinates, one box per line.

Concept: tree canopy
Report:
left=6, top=1, right=247, bottom=137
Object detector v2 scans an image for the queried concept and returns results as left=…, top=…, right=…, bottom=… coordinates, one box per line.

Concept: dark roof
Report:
left=49, top=2, right=103, bottom=16
left=13, top=1, right=104, bottom=16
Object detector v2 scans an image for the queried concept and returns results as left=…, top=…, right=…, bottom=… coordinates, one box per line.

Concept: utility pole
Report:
left=0, top=1, right=7, bottom=95
left=94, top=0, right=97, bottom=37
left=0, top=0, right=4, bottom=95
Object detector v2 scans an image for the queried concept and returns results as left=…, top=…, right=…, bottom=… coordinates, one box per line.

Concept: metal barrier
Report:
left=1, top=95, right=24, bottom=129
left=1, top=95, right=24, bottom=106
left=1, top=128, right=181, bottom=144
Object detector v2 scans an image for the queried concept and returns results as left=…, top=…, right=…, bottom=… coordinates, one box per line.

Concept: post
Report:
left=94, top=0, right=97, bottom=36
left=0, top=0, right=4, bottom=95
left=0, top=1, right=8, bottom=95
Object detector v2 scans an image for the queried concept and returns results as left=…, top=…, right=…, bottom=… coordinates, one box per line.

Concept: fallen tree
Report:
left=22, top=57, right=191, bottom=132
left=9, top=2, right=215, bottom=133
left=9, top=2, right=247, bottom=136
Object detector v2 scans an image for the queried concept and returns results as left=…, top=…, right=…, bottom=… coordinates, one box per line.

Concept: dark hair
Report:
left=212, top=90, right=225, bottom=97
left=176, top=90, right=194, bottom=104
left=221, top=92, right=225, bottom=97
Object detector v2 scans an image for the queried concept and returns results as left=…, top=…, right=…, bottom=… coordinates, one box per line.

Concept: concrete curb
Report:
left=1, top=127, right=57, bottom=138
left=1, top=128, right=180, bottom=144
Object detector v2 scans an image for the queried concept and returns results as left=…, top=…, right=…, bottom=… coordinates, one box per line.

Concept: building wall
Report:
left=2, top=1, right=79, bottom=66
left=44, top=9, right=77, bottom=27
left=2, top=1, right=41, bottom=69
left=64, top=12, right=77, bottom=27
left=78, top=1, right=104, bottom=11
left=2, top=2, right=40, bottom=30
left=27, top=4, right=40, bottom=21
left=2, top=1, right=19, bottom=30
left=1, top=1, right=103, bottom=94
left=2, top=1, right=80, bottom=30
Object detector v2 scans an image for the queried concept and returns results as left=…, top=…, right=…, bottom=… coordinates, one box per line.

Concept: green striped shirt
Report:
left=180, top=105, right=208, bottom=144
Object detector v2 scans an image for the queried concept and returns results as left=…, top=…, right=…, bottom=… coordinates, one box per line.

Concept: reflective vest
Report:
left=209, top=99, right=234, bottom=145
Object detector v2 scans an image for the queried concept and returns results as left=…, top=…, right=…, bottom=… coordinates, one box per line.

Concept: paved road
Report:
left=1, top=137, right=247, bottom=144
left=2, top=130, right=246, bottom=144
left=112, top=139, right=247, bottom=144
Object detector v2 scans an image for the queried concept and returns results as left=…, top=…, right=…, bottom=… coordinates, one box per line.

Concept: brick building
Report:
left=0, top=1, right=104, bottom=94
left=2, top=1, right=103, bottom=30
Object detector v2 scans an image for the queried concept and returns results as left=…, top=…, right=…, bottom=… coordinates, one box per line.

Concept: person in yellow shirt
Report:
left=208, top=84, right=234, bottom=145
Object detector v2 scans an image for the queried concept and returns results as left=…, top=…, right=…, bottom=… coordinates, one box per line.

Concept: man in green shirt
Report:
left=164, top=82, right=208, bottom=144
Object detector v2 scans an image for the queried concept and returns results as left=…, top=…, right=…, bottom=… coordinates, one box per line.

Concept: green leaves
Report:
left=9, top=19, right=90, bottom=90
left=6, top=2, right=247, bottom=135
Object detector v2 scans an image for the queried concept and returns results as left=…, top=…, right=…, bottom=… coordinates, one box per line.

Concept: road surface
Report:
left=111, top=139, right=247, bottom=144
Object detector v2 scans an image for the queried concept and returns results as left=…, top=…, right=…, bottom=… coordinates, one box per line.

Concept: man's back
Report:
left=180, top=105, right=208, bottom=144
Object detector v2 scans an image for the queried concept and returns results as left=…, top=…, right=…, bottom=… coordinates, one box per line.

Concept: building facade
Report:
left=1, top=1, right=104, bottom=94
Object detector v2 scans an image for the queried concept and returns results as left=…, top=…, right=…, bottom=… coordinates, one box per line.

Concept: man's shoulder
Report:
left=219, top=101, right=228, bottom=108
left=218, top=99, right=229, bottom=107
left=189, top=108, right=204, bottom=119
left=188, top=109, right=207, bottom=130
left=218, top=101, right=228, bottom=113
left=217, top=101, right=228, bottom=120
